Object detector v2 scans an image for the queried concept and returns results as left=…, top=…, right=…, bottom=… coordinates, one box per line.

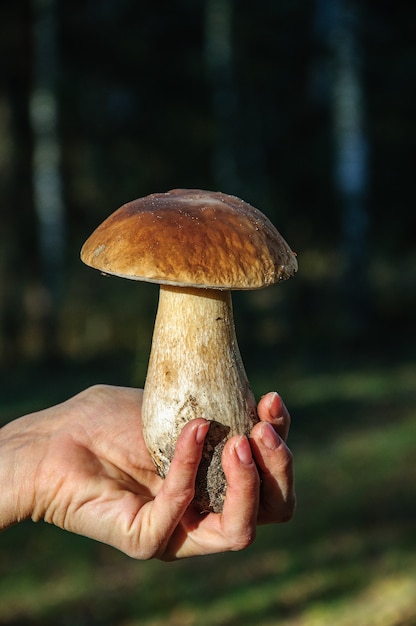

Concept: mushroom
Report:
left=80, top=188, right=297, bottom=513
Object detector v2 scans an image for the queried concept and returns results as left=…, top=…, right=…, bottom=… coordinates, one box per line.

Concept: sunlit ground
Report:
left=1, top=348, right=415, bottom=626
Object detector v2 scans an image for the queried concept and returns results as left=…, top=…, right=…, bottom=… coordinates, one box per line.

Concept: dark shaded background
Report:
left=1, top=0, right=415, bottom=382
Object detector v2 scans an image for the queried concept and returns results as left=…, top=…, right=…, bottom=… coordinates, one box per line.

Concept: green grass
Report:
left=0, top=351, right=415, bottom=625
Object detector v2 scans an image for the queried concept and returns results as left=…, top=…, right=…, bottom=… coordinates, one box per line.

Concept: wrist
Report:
left=0, top=415, right=42, bottom=530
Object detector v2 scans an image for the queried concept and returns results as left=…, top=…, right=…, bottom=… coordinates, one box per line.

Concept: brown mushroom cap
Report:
left=80, top=188, right=298, bottom=290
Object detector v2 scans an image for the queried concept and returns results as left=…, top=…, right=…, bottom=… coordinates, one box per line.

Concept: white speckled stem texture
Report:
left=142, top=285, right=258, bottom=512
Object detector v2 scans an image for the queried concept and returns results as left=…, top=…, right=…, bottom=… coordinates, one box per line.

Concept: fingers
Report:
left=218, top=435, right=260, bottom=549
left=250, top=420, right=296, bottom=525
left=254, top=392, right=295, bottom=523
left=167, top=393, right=294, bottom=558
left=135, top=418, right=209, bottom=559
left=168, top=432, right=261, bottom=560
left=257, top=392, right=291, bottom=441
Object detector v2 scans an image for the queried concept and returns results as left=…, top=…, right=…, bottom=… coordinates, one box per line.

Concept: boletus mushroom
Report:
left=81, top=188, right=297, bottom=513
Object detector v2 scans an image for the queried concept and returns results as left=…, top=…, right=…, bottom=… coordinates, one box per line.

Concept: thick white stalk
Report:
left=142, top=285, right=257, bottom=512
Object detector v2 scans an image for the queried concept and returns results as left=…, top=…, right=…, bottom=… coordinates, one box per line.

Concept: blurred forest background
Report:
left=1, top=0, right=415, bottom=372
left=0, top=1, right=415, bottom=625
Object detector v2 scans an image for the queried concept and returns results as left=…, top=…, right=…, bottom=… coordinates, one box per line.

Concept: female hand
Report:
left=0, top=385, right=295, bottom=560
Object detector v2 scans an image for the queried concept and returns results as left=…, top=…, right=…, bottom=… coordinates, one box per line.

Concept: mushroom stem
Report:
left=142, top=285, right=258, bottom=512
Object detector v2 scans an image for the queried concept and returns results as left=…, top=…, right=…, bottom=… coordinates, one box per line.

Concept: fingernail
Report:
left=235, top=436, right=253, bottom=465
left=269, top=392, right=282, bottom=420
left=261, top=422, right=281, bottom=451
left=196, top=421, right=210, bottom=444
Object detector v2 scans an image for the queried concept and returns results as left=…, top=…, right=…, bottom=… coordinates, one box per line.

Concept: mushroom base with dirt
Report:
left=142, top=285, right=258, bottom=513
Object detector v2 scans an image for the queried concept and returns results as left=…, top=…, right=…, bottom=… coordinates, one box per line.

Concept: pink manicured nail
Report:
left=235, top=436, right=253, bottom=465
left=269, top=392, right=282, bottom=419
left=196, top=421, right=210, bottom=444
left=261, top=422, right=281, bottom=450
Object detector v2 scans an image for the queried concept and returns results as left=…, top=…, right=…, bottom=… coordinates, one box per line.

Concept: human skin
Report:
left=0, top=385, right=295, bottom=560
